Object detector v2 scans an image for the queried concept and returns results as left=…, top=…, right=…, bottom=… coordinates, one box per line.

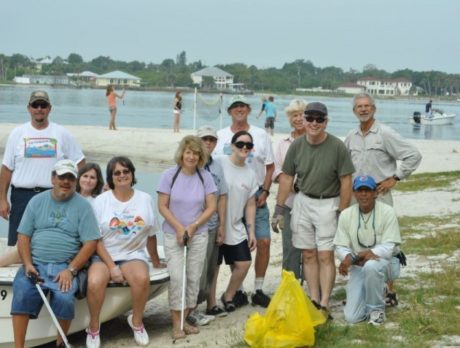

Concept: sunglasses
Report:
left=201, top=136, right=217, bottom=142
left=30, top=101, right=50, bottom=109
left=113, top=169, right=131, bottom=176
left=304, top=115, right=327, bottom=123
left=234, top=141, right=254, bottom=150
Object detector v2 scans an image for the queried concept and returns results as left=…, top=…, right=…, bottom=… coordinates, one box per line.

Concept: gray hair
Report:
left=285, top=99, right=307, bottom=120
left=352, top=93, right=375, bottom=108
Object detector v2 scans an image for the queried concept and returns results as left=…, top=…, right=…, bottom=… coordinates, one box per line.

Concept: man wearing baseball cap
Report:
left=213, top=95, right=275, bottom=308
left=273, top=101, right=354, bottom=319
left=187, top=125, right=229, bottom=324
left=0, top=90, right=85, bottom=246
left=333, top=175, right=402, bottom=326
left=11, top=159, right=100, bottom=347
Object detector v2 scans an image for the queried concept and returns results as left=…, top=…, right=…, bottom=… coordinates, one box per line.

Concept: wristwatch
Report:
left=67, top=266, right=78, bottom=276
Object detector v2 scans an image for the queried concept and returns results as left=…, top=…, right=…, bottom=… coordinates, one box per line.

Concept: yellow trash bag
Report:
left=244, top=270, right=326, bottom=348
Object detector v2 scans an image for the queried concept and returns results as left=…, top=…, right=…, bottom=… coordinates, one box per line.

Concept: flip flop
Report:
left=183, top=323, right=200, bottom=335
left=171, top=327, right=186, bottom=340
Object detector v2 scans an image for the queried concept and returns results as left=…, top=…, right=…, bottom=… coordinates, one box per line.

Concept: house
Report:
left=15, top=74, right=70, bottom=85
left=336, top=83, right=366, bottom=95
left=191, top=66, right=234, bottom=90
left=94, top=70, right=141, bottom=87
left=356, top=77, right=412, bottom=96
left=33, top=56, right=53, bottom=71
left=67, top=71, right=99, bottom=86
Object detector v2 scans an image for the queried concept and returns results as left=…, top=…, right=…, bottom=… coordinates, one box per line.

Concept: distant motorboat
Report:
left=0, top=240, right=169, bottom=348
left=411, top=109, right=456, bottom=126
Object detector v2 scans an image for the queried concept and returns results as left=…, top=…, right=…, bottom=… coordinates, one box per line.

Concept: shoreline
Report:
left=1, top=123, right=459, bottom=173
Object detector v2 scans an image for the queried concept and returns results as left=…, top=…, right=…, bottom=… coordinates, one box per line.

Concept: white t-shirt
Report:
left=92, top=189, right=156, bottom=262
left=3, top=122, right=84, bottom=188
left=213, top=125, right=274, bottom=186
left=217, top=156, right=258, bottom=245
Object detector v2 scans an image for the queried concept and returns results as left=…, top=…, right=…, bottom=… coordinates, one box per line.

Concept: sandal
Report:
left=385, top=292, right=398, bottom=307
left=171, top=327, right=186, bottom=340
left=183, top=323, right=200, bottom=335
left=221, top=293, right=236, bottom=312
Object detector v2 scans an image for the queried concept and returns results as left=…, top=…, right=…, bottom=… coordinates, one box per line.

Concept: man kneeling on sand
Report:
left=334, top=175, right=402, bottom=326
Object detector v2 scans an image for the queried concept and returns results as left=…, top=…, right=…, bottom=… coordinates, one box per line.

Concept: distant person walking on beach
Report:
left=173, top=91, right=182, bottom=133
left=0, top=90, right=85, bottom=247
left=106, top=85, right=125, bottom=130
left=263, top=96, right=277, bottom=136
left=257, top=96, right=268, bottom=119
left=425, top=99, right=433, bottom=118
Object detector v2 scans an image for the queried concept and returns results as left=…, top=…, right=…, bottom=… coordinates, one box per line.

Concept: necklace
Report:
left=359, top=211, right=372, bottom=229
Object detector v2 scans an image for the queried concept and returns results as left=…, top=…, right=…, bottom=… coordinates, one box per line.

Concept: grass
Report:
left=395, top=171, right=460, bottom=192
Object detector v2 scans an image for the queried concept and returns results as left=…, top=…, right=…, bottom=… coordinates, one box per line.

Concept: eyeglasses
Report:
left=30, top=101, right=50, bottom=109
left=56, top=173, right=76, bottom=181
left=201, top=136, right=217, bottom=142
left=305, top=116, right=326, bottom=123
left=113, top=169, right=131, bottom=176
left=234, top=141, right=254, bottom=150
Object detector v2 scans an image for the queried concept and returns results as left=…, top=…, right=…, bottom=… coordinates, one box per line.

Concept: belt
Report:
left=12, top=185, right=49, bottom=193
left=303, top=192, right=339, bottom=199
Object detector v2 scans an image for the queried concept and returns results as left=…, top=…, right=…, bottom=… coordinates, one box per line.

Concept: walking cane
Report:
left=180, top=231, right=190, bottom=332
left=29, top=273, right=71, bottom=348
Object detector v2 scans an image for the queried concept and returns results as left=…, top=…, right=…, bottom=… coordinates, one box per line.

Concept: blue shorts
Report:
left=255, top=188, right=270, bottom=240
left=11, top=262, right=77, bottom=320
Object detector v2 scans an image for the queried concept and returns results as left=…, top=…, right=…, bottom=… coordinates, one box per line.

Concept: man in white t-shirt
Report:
left=213, top=95, right=275, bottom=308
left=0, top=90, right=85, bottom=246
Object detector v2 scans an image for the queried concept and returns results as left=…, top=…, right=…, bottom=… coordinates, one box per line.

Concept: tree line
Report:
left=1, top=51, right=460, bottom=96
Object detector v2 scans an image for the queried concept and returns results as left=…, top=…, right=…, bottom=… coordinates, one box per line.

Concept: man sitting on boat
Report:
left=10, top=160, right=100, bottom=348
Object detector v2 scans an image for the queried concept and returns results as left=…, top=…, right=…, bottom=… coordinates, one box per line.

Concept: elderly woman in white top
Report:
left=272, top=99, right=307, bottom=279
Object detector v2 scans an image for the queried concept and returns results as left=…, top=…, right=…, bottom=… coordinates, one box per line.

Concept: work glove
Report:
left=271, top=204, right=286, bottom=233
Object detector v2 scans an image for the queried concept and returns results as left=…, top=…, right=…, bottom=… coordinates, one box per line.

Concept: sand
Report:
left=1, top=123, right=459, bottom=348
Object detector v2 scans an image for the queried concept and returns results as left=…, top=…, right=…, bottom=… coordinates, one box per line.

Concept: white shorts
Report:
left=164, top=232, right=208, bottom=310
left=290, top=193, right=339, bottom=251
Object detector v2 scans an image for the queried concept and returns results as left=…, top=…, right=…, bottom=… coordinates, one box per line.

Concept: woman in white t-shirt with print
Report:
left=86, top=156, right=162, bottom=348
left=216, top=130, right=258, bottom=312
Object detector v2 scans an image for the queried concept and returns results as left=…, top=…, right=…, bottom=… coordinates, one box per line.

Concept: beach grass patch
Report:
left=395, top=171, right=460, bottom=192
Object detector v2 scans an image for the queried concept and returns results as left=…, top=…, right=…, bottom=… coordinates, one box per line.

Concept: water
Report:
left=1, top=85, right=459, bottom=140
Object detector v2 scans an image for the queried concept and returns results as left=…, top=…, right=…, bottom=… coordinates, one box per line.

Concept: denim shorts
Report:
left=255, top=188, right=270, bottom=240
left=11, top=262, right=77, bottom=320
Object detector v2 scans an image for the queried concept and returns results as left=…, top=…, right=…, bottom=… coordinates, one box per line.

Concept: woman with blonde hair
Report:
left=173, top=91, right=182, bottom=133
left=272, top=99, right=307, bottom=279
left=106, top=85, right=125, bottom=130
left=157, top=135, right=217, bottom=340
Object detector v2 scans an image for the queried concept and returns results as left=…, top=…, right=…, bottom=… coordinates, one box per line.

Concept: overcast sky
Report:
left=2, top=0, right=459, bottom=73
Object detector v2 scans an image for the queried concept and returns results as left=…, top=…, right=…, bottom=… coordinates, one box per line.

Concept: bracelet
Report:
left=262, top=189, right=270, bottom=196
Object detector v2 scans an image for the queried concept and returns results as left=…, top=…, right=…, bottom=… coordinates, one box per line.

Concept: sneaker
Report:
left=206, top=305, right=228, bottom=317
left=251, top=290, right=271, bottom=308
left=86, top=328, right=100, bottom=348
left=127, top=314, right=149, bottom=346
left=233, top=290, right=249, bottom=308
left=368, top=310, right=385, bottom=326
left=186, top=310, right=214, bottom=326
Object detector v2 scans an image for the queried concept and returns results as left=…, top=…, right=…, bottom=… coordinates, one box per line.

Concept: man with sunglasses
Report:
left=273, top=102, right=354, bottom=319
left=334, top=175, right=401, bottom=326
left=213, top=95, right=275, bottom=308
left=0, top=90, right=85, bottom=246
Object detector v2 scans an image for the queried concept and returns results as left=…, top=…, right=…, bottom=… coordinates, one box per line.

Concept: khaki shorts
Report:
left=290, top=193, right=339, bottom=251
left=164, top=232, right=208, bottom=310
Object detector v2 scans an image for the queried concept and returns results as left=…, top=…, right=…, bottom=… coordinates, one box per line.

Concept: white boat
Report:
left=411, top=109, right=456, bottom=125
left=0, top=248, right=169, bottom=348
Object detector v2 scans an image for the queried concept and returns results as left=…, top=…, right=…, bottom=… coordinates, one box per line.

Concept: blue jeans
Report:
left=11, top=262, right=77, bottom=320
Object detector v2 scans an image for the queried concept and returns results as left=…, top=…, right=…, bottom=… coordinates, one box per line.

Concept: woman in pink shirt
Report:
left=106, top=85, right=125, bottom=130
left=272, top=99, right=307, bottom=279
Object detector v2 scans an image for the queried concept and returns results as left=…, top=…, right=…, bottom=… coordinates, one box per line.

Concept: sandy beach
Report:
left=1, top=123, right=459, bottom=348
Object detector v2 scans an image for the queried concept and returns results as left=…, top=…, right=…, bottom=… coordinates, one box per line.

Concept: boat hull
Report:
left=0, top=264, right=169, bottom=348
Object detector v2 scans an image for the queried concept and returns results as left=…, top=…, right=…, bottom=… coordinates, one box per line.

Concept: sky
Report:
left=2, top=0, right=460, bottom=74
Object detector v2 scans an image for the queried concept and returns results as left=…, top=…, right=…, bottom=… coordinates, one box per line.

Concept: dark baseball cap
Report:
left=305, top=102, right=328, bottom=116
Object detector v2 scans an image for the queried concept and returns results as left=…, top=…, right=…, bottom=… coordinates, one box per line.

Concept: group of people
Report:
left=0, top=89, right=423, bottom=347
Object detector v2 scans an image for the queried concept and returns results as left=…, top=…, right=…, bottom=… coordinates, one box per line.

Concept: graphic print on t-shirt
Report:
left=109, top=213, right=145, bottom=237
left=24, top=137, right=57, bottom=158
